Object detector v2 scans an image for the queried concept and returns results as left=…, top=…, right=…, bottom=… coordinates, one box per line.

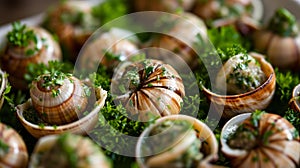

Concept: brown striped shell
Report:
left=16, top=85, right=107, bottom=138
left=289, top=84, right=300, bottom=112
left=44, top=1, right=98, bottom=61
left=30, top=75, right=89, bottom=125
left=136, top=115, right=219, bottom=168
left=29, top=133, right=111, bottom=168
left=111, top=59, right=185, bottom=121
left=202, top=52, right=276, bottom=119
left=148, top=12, right=207, bottom=69
left=253, top=30, right=300, bottom=71
left=0, top=69, right=8, bottom=111
left=79, top=28, right=139, bottom=70
left=0, top=123, right=28, bottom=168
left=133, top=0, right=195, bottom=12
left=221, top=113, right=300, bottom=168
left=0, top=26, right=62, bottom=89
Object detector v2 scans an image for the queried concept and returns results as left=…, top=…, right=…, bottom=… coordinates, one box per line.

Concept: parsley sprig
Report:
left=25, top=61, right=73, bottom=97
left=6, top=21, right=38, bottom=48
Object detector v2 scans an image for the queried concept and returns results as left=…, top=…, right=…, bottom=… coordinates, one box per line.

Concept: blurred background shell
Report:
left=29, top=133, right=111, bottom=168
left=0, top=26, right=62, bottom=90
left=0, top=123, right=28, bottom=168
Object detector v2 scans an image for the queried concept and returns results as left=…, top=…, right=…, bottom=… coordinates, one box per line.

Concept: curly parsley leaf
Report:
left=6, top=21, right=37, bottom=47
left=284, top=108, right=300, bottom=132
left=275, top=68, right=300, bottom=102
left=24, top=60, right=73, bottom=84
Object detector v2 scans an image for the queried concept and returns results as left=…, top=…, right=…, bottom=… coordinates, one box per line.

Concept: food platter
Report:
left=0, top=0, right=299, bottom=168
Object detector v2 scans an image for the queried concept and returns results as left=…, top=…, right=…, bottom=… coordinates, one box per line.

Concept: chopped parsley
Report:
left=6, top=21, right=38, bottom=48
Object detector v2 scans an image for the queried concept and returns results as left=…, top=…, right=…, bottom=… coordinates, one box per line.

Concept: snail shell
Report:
left=44, top=0, right=97, bottom=61
left=29, top=133, right=111, bottom=168
left=79, top=28, right=139, bottom=71
left=0, top=123, right=28, bottom=168
left=192, top=0, right=263, bottom=21
left=136, top=115, right=219, bottom=168
left=289, top=84, right=300, bottom=112
left=253, top=30, right=300, bottom=70
left=149, top=12, right=207, bottom=69
left=133, top=0, right=195, bottom=12
left=16, top=85, right=107, bottom=138
left=0, top=27, right=62, bottom=89
left=221, top=113, right=300, bottom=168
left=253, top=8, right=300, bottom=71
left=203, top=52, right=276, bottom=119
left=112, top=59, right=185, bottom=121
left=0, top=70, right=8, bottom=111
left=30, top=75, right=89, bottom=125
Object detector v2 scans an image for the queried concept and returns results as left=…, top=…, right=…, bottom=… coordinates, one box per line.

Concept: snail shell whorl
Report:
left=222, top=113, right=300, bottom=168
left=0, top=123, right=28, bottom=168
left=30, top=76, right=88, bottom=125
left=113, top=59, right=185, bottom=121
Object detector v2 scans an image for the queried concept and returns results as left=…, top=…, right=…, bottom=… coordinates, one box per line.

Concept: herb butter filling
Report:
left=216, top=53, right=266, bottom=95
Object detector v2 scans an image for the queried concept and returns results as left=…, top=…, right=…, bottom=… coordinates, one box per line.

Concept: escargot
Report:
left=0, top=22, right=62, bottom=89
left=79, top=28, right=139, bottom=71
left=253, top=8, right=300, bottom=71
left=0, top=123, right=28, bottom=168
left=29, top=72, right=89, bottom=125
left=44, top=0, right=100, bottom=61
left=192, top=0, right=263, bottom=35
left=149, top=12, right=207, bottom=69
left=136, top=115, right=219, bottom=168
left=133, top=0, right=195, bottom=12
left=202, top=52, right=276, bottom=119
left=111, top=59, right=185, bottom=121
left=221, top=111, right=300, bottom=168
left=215, top=53, right=266, bottom=95
left=29, top=133, right=111, bottom=168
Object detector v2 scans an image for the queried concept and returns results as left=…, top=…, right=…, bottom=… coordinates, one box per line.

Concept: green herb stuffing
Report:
left=268, top=8, right=299, bottom=37
left=6, top=21, right=38, bottom=48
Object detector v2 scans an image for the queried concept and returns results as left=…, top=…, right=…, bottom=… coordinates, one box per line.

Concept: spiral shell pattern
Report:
left=30, top=76, right=88, bottom=125
left=222, top=113, right=300, bottom=168
left=0, top=123, right=28, bottom=168
left=112, top=59, right=185, bottom=121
